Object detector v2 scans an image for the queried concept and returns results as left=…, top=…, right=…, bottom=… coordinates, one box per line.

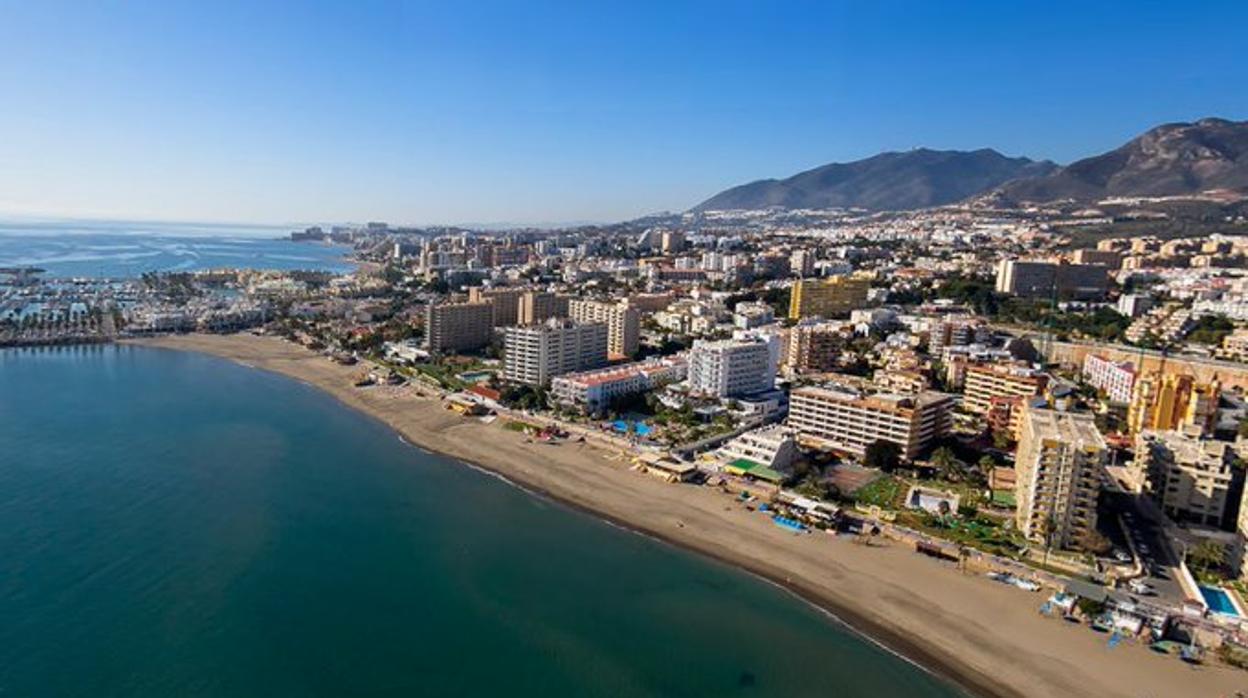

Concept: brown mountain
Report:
left=691, top=148, right=1057, bottom=212
left=996, top=117, right=1248, bottom=203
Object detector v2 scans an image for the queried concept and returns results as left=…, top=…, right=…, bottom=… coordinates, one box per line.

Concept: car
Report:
left=1013, top=579, right=1041, bottom=592
left=1113, top=550, right=1132, bottom=563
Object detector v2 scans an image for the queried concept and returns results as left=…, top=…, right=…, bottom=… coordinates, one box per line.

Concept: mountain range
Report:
left=693, top=118, right=1248, bottom=212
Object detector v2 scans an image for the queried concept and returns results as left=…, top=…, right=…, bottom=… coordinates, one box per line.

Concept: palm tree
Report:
left=1039, top=513, right=1058, bottom=567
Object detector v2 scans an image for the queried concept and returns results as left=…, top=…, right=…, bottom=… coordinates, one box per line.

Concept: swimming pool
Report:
left=611, top=420, right=654, bottom=436
left=1199, top=585, right=1240, bottom=616
left=456, top=370, right=493, bottom=384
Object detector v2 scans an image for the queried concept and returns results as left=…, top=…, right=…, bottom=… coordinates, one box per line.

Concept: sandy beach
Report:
left=132, top=333, right=1247, bottom=698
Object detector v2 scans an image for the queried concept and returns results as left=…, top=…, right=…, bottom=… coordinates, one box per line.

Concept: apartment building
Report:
left=567, top=299, right=641, bottom=358
left=962, top=363, right=1049, bottom=415
left=550, top=356, right=687, bottom=414
left=1014, top=409, right=1107, bottom=550
left=687, top=338, right=774, bottom=398
left=1127, top=373, right=1220, bottom=435
left=783, top=322, right=849, bottom=374
left=424, top=301, right=494, bottom=354
left=1081, top=354, right=1136, bottom=403
left=517, top=291, right=570, bottom=325
left=787, top=381, right=955, bottom=460
left=467, top=286, right=524, bottom=327
left=995, top=260, right=1109, bottom=300
left=1134, top=428, right=1234, bottom=527
left=502, top=319, right=608, bottom=387
left=787, top=273, right=871, bottom=320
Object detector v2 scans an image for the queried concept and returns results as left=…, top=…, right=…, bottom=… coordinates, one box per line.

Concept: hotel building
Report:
left=1014, top=409, right=1106, bottom=550
left=424, top=301, right=494, bottom=354
left=467, top=286, right=524, bottom=327
left=787, top=273, right=871, bottom=320
left=567, top=299, right=641, bottom=358
left=1127, top=373, right=1220, bottom=436
left=502, top=319, right=608, bottom=387
left=787, top=381, right=955, bottom=460
left=961, top=363, right=1049, bottom=415
left=687, top=338, right=775, bottom=398
left=551, top=357, right=688, bottom=414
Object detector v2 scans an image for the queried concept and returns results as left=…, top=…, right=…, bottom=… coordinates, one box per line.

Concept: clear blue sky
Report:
left=1, top=1, right=1245, bottom=226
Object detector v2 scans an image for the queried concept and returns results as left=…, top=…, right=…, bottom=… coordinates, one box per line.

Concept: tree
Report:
left=1189, top=540, right=1227, bottom=575
left=992, top=429, right=1013, bottom=451
left=863, top=440, right=901, bottom=473
left=1038, top=513, right=1058, bottom=566
left=1076, top=529, right=1112, bottom=556
left=930, top=447, right=961, bottom=482
left=976, top=455, right=997, bottom=495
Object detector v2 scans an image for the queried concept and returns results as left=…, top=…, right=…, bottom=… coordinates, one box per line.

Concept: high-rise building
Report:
left=687, top=338, right=774, bottom=398
left=787, top=381, right=954, bottom=460
left=567, top=299, right=640, bottom=358
left=1127, top=373, right=1220, bottom=435
left=660, top=230, right=686, bottom=254
left=1072, top=248, right=1123, bottom=269
left=502, top=319, right=608, bottom=387
left=424, top=302, right=494, bottom=354
left=517, top=291, right=570, bottom=325
left=783, top=322, right=848, bottom=374
left=962, top=363, right=1048, bottom=415
left=790, top=249, right=816, bottom=277
left=1133, top=428, right=1234, bottom=527
left=467, top=287, right=524, bottom=327
left=1014, top=409, right=1106, bottom=550
left=788, top=274, right=870, bottom=320
left=995, top=260, right=1108, bottom=300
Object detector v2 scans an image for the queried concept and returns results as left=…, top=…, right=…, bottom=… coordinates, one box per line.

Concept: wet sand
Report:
left=132, top=333, right=1248, bottom=698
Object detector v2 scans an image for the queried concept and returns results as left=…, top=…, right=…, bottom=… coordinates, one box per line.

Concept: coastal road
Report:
left=1104, top=491, right=1187, bottom=601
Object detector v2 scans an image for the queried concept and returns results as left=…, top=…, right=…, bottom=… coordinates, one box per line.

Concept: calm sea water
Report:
left=0, top=220, right=352, bottom=278
left=0, top=346, right=963, bottom=698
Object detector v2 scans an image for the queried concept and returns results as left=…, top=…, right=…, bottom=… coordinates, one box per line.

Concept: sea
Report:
left=0, top=345, right=965, bottom=697
left=0, top=219, right=353, bottom=278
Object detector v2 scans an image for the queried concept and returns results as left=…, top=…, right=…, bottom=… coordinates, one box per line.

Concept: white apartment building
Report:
left=503, top=318, right=608, bottom=387
left=787, top=381, right=955, bottom=460
left=1014, top=409, right=1106, bottom=550
left=550, top=357, right=687, bottom=414
left=687, top=338, right=774, bottom=398
left=1081, top=354, right=1136, bottom=403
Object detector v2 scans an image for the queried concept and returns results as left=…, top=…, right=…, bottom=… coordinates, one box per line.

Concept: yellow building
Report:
left=788, top=273, right=871, bottom=320
left=961, top=363, right=1048, bottom=415
left=1127, top=373, right=1219, bottom=435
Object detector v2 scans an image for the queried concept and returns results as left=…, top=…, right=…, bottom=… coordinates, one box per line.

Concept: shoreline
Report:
left=116, top=334, right=1247, bottom=698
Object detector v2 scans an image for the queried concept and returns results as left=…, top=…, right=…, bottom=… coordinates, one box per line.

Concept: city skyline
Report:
left=2, top=1, right=1246, bottom=225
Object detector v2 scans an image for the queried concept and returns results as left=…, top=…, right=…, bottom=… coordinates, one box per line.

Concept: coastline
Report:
left=124, top=334, right=1247, bottom=698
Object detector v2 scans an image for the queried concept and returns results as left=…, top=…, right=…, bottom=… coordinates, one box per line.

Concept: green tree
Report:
left=930, top=447, right=961, bottom=481
left=863, top=440, right=901, bottom=473
left=1189, top=540, right=1227, bottom=575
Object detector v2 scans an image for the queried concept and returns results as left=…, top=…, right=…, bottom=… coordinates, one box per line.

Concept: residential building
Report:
left=1127, top=373, right=1220, bottom=435
left=962, top=363, right=1049, bottom=415
left=518, top=291, right=569, bottom=325
left=688, top=338, right=774, bottom=398
left=551, top=356, right=687, bottom=414
left=467, top=286, right=524, bottom=327
left=787, top=380, right=955, bottom=460
left=424, top=301, right=494, bottom=354
left=783, top=322, right=848, bottom=374
left=787, top=273, right=871, bottom=320
left=502, top=318, right=608, bottom=387
left=1134, top=428, right=1235, bottom=527
left=995, top=260, right=1108, bottom=300
left=1014, top=409, right=1106, bottom=550
left=1081, top=354, right=1136, bottom=403
left=1072, top=248, right=1123, bottom=269
left=660, top=230, right=686, bottom=254
left=790, top=249, right=816, bottom=277
left=1117, top=293, right=1153, bottom=319
left=568, top=299, right=641, bottom=358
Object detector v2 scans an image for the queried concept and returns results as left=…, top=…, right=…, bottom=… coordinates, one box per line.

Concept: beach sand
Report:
left=133, top=333, right=1248, bottom=698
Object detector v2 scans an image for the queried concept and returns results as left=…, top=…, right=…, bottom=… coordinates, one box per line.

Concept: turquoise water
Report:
left=0, top=220, right=352, bottom=278
left=1200, top=586, right=1240, bottom=616
left=0, top=346, right=963, bottom=697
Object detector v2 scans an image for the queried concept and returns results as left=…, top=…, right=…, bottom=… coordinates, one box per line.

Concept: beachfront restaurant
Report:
left=722, top=458, right=786, bottom=487
left=633, top=454, right=698, bottom=483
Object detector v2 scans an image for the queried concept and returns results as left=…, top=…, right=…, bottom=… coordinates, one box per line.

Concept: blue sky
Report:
left=1, top=1, right=1245, bottom=226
